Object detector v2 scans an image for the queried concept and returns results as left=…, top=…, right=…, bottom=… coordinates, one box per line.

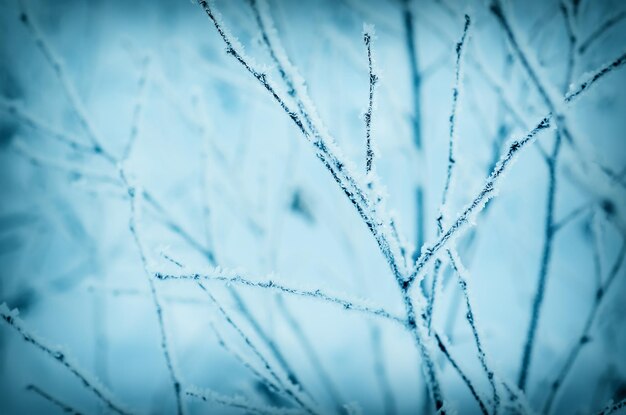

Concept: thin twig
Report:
left=516, top=1, right=577, bottom=389
left=26, top=384, right=83, bottom=415
left=542, top=241, right=626, bottom=414
left=363, top=25, right=378, bottom=175
left=17, top=1, right=114, bottom=163
left=186, top=388, right=300, bottom=415
left=120, top=173, right=185, bottom=415
left=0, top=304, right=133, bottom=415
left=434, top=333, right=488, bottom=415
left=578, top=10, right=626, bottom=55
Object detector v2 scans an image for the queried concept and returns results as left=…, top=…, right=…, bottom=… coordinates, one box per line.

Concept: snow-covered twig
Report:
left=447, top=250, right=500, bottom=414
left=407, top=116, right=551, bottom=287
left=186, top=387, right=300, bottom=415
left=407, top=50, right=626, bottom=288
left=363, top=25, right=378, bottom=175
left=155, top=271, right=404, bottom=325
left=438, top=14, right=470, bottom=219
left=0, top=304, right=133, bottom=415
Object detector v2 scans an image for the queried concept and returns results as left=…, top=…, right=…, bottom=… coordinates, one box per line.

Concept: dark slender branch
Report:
left=517, top=2, right=577, bottom=388
left=26, top=384, right=82, bottom=415
left=428, top=12, right=471, bottom=346
left=434, top=333, right=488, bottom=415
left=578, top=10, right=626, bottom=55
left=121, top=173, right=185, bottom=415
left=542, top=241, right=626, bottom=413
left=447, top=250, right=500, bottom=414
left=552, top=203, right=590, bottom=233
left=0, top=305, right=133, bottom=415
left=517, top=131, right=562, bottom=391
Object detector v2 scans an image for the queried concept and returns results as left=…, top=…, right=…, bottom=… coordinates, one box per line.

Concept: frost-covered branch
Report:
left=426, top=17, right=500, bottom=412
left=438, top=14, right=470, bottom=218
left=446, top=250, right=500, bottom=414
left=120, top=172, right=185, bottom=415
left=220, top=0, right=406, bottom=288
left=0, top=304, right=133, bottom=415
left=363, top=24, right=378, bottom=175
left=155, top=271, right=404, bottom=325
left=197, top=3, right=445, bottom=410
left=407, top=50, right=626, bottom=288
left=427, top=13, right=470, bottom=337
left=407, top=116, right=551, bottom=287
left=186, top=387, right=300, bottom=415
